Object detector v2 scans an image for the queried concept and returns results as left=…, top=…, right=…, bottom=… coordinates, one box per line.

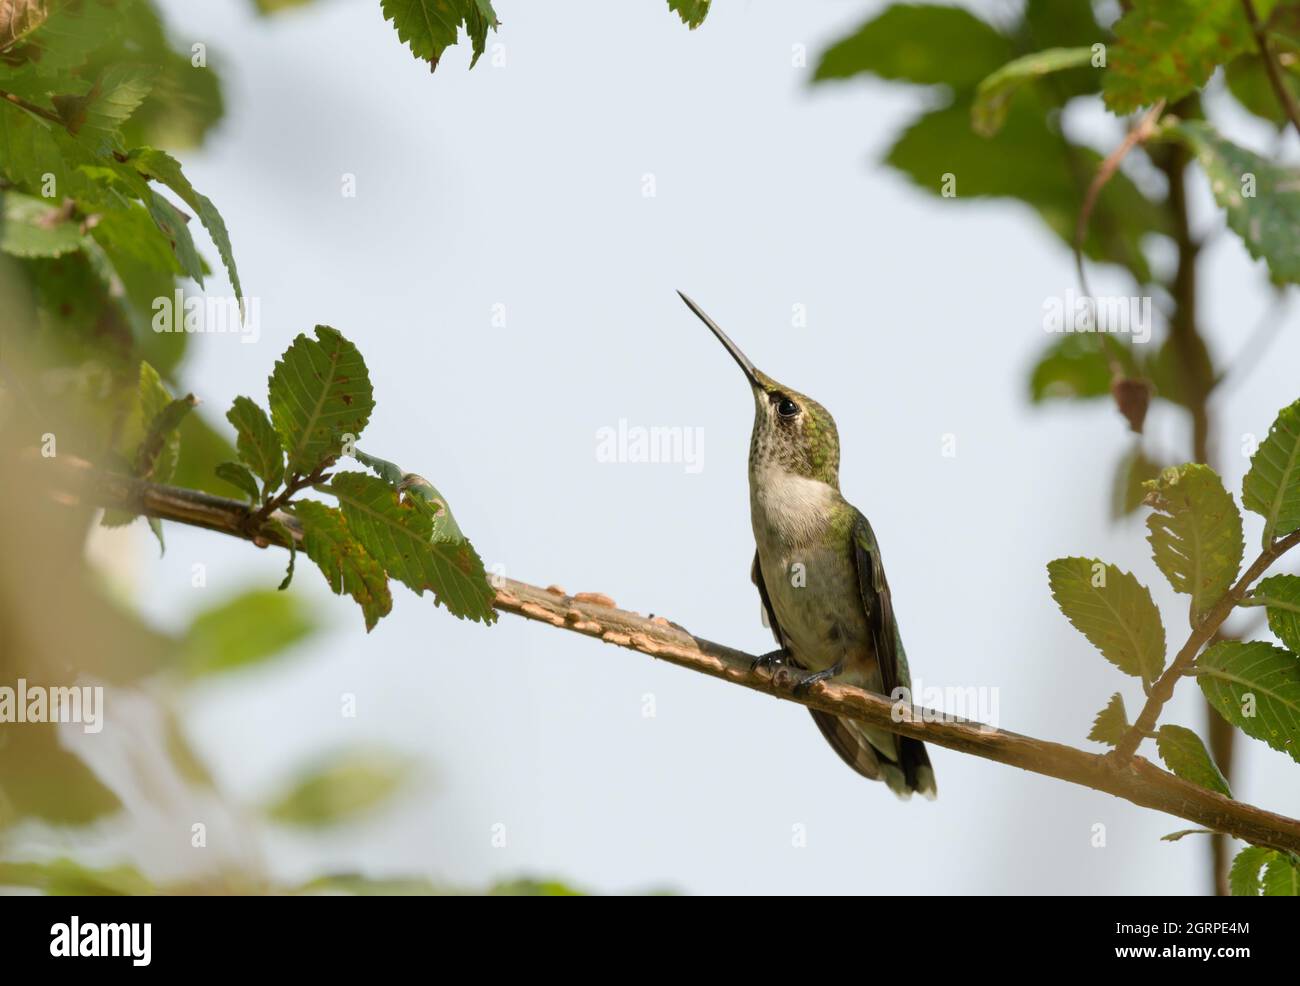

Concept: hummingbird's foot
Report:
left=791, top=660, right=845, bottom=697
left=751, top=648, right=788, bottom=673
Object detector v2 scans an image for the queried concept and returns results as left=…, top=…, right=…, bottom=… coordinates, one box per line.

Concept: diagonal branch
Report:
left=52, top=461, right=1300, bottom=856
left=1242, top=0, right=1300, bottom=136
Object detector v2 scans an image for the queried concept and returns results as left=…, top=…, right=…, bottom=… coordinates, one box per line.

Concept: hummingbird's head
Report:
left=678, top=291, right=840, bottom=487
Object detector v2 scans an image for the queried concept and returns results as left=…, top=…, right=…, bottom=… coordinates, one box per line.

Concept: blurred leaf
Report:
left=1244, top=574, right=1300, bottom=653
left=1230, top=844, right=1273, bottom=895
left=1224, top=53, right=1300, bottom=127
left=1048, top=557, right=1167, bottom=680
left=0, top=724, right=122, bottom=825
left=381, top=0, right=499, bottom=71
left=667, top=0, right=709, bottom=30
left=214, top=460, right=259, bottom=502
left=0, top=192, right=82, bottom=257
left=0, top=0, right=49, bottom=49
left=1104, top=0, right=1261, bottom=113
left=1112, top=446, right=1162, bottom=520
left=1242, top=398, right=1300, bottom=545
left=268, top=325, right=374, bottom=474
left=487, top=878, right=585, bottom=896
left=1198, top=640, right=1300, bottom=762
left=126, top=146, right=243, bottom=309
left=170, top=410, right=239, bottom=494
left=8, top=0, right=133, bottom=72
left=973, top=47, right=1094, bottom=137
left=266, top=749, right=411, bottom=827
left=226, top=395, right=284, bottom=495
left=1029, top=334, right=1114, bottom=403
left=1088, top=691, right=1129, bottom=745
left=251, top=0, right=317, bottom=14
left=135, top=392, right=196, bottom=480
left=0, top=857, right=153, bottom=895
left=1156, top=724, right=1232, bottom=796
left=178, top=588, right=318, bottom=677
left=1168, top=121, right=1300, bottom=285
left=813, top=4, right=1012, bottom=89
left=330, top=471, right=497, bottom=623
left=294, top=499, right=393, bottom=631
left=1264, top=854, right=1300, bottom=895
left=1145, top=328, right=1215, bottom=410
left=52, top=63, right=155, bottom=155
left=1142, top=464, right=1243, bottom=625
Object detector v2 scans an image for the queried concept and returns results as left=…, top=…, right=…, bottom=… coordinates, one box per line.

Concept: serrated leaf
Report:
left=1104, top=0, right=1262, bottom=114
left=1142, top=464, right=1244, bottom=625
left=1156, top=724, right=1232, bottom=796
left=265, top=748, right=410, bottom=827
left=1198, top=640, right=1300, bottom=763
left=269, top=517, right=296, bottom=590
left=135, top=394, right=196, bottom=480
left=1244, top=574, right=1300, bottom=653
left=215, top=461, right=259, bottom=503
left=1242, top=398, right=1300, bottom=544
left=1230, top=845, right=1273, bottom=896
left=142, top=186, right=204, bottom=284
left=1088, top=692, right=1130, bottom=746
left=268, top=325, right=374, bottom=475
left=125, top=146, right=243, bottom=311
left=226, top=395, right=284, bottom=494
left=329, top=472, right=495, bottom=623
left=1048, top=557, right=1166, bottom=680
left=381, top=0, right=499, bottom=70
left=352, top=447, right=463, bottom=540
left=52, top=63, right=155, bottom=155
left=0, top=192, right=82, bottom=257
left=668, top=0, right=709, bottom=29
left=973, top=47, right=1094, bottom=137
left=1264, top=855, right=1300, bottom=895
left=813, top=4, right=1013, bottom=89
left=1169, top=121, right=1300, bottom=284
left=10, top=0, right=134, bottom=72
left=294, top=499, right=393, bottom=632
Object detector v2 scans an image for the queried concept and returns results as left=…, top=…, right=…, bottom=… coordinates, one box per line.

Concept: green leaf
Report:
left=226, top=395, right=284, bottom=494
left=294, top=499, right=393, bottom=632
left=1112, top=446, right=1162, bottom=520
left=1225, top=53, right=1300, bottom=128
left=52, top=63, right=155, bottom=155
left=1104, top=0, right=1263, bottom=114
left=1088, top=692, right=1130, bottom=746
left=0, top=191, right=82, bottom=257
left=381, top=0, right=499, bottom=70
left=667, top=0, right=709, bottom=29
left=270, top=517, right=296, bottom=590
left=1155, top=724, right=1232, bottom=796
left=329, top=471, right=496, bottom=623
left=1029, top=334, right=1116, bottom=403
left=1242, top=398, right=1300, bottom=545
left=214, top=460, right=260, bottom=502
left=0, top=858, right=154, bottom=896
left=10, top=0, right=133, bottom=72
left=1198, top=640, right=1300, bottom=763
left=353, top=446, right=464, bottom=540
left=973, top=47, right=1094, bottom=137
left=135, top=394, right=196, bottom=480
left=178, top=588, right=318, bottom=677
left=1230, top=845, right=1273, bottom=896
left=1243, top=574, right=1300, bottom=653
left=813, top=4, right=1013, bottom=89
left=1142, top=464, right=1244, bottom=625
left=125, top=146, right=243, bottom=310
left=1048, top=557, right=1167, bottom=680
left=265, top=749, right=410, bottom=827
left=268, top=325, right=374, bottom=475
left=1168, top=121, right=1300, bottom=285
left=1264, top=855, right=1300, bottom=895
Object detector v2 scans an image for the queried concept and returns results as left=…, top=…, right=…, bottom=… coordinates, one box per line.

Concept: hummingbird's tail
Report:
left=808, top=709, right=937, bottom=800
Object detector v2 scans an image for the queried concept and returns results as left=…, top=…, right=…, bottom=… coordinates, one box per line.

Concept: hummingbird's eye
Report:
left=776, top=396, right=799, bottom=419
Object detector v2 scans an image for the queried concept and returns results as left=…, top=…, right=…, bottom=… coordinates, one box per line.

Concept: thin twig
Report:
left=1242, top=0, right=1300, bottom=136
left=48, top=460, right=1300, bottom=856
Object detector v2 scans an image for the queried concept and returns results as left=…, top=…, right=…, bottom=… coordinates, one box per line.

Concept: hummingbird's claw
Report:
left=791, top=660, right=845, bottom=697
left=751, top=648, right=788, bottom=674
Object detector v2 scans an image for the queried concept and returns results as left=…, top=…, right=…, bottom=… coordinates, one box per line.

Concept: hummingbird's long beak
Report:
left=676, top=290, right=761, bottom=389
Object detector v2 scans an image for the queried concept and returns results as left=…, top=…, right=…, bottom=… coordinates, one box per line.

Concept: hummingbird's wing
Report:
left=850, top=508, right=937, bottom=798
left=750, top=551, right=785, bottom=649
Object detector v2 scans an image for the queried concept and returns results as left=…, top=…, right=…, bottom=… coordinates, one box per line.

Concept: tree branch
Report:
left=1242, top=0, right=1300, bottom=136
left=53, top=461, right=1300, bottom=856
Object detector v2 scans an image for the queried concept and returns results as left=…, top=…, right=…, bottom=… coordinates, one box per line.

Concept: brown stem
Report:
left=50, top=461, right=1300, bottom=857
left=1243, top=0, right=1300, bottom=135
left=0, top=89, right=63, bottom=126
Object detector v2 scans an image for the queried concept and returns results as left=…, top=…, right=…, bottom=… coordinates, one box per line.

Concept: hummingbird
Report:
left=679, top=291, right=936, bottom=799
